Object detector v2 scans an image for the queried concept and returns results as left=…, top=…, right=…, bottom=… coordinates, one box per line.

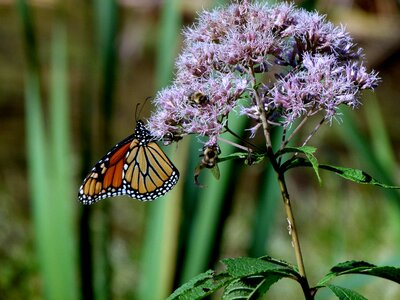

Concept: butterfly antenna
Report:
left=135, top=96, right=153, bottom=121
left=134, top=103, right=141, bottom=122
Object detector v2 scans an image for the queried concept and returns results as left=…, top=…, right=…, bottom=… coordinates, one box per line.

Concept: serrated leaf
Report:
left=278, top=146, right=317, bottom=157
left=330, top=261, right=376, bottom=273
left=283, top=146, right=317, bottom=154
left=317, top=261, right=375, bottom=286
left=326, top=284, right=368, bottom=300
left=167, top=270, right=231, bottom=300
left=319, top=165, right=400, bottom=188
left=279, top=146, right=321, bottom=183
left=317, top=261, right=400, bottom=286
left=222, top=275, right=281, bottom=300
left=260, top=256, right=298, bottom=269
left=365, top=266, right=400, bottom=283
left=223, top=257, right=299, bottom=279
left=283, top=158, right=400, bottom=189
left=221, top=256, right=297, bottom=299
left=169, top=257, right=301, bottom=300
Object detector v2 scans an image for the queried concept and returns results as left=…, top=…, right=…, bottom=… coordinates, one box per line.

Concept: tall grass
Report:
left=17, top=1, right=79, bottom=299
left=91, top=2, right=119, bottom=300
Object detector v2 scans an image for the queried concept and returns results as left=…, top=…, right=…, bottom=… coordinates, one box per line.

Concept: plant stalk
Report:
left=275, top=170, right=312, bottom=299
left=277, top=174, right=306, bottom=275
left=249, top=66, right=312, bottom=299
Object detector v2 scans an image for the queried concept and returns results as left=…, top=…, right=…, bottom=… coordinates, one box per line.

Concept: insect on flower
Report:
left=78, top=120, right=179, bottom=205
left=194, top=145, right=221, bottom=186
left=188, top=91, right=209, bottom=106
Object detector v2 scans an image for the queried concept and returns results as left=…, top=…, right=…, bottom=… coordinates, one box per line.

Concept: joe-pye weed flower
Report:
left=147, top=1, right=379, bottom=151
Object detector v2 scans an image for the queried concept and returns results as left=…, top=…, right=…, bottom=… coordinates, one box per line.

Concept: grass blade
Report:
left=91, top=2, right=119, bottom=300
left=48, top=22, right=79, bottom=300
left=17, top=1, right=79, bottom=299
left=364, top=94, right=397, bottom=179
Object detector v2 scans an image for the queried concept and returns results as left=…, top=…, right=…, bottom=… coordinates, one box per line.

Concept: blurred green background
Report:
left=2, top=0, right=400, bottom=299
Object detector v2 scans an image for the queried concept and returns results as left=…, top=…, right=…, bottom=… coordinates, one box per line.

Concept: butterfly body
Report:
left=78, top=121, right=179, bottom=205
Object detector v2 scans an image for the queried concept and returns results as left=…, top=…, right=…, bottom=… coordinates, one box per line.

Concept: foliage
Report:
left=169, top=257, right=400, bottom=299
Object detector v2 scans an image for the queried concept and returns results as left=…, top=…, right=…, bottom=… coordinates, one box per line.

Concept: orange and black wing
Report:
left=78, top=134, right=136, bottom=205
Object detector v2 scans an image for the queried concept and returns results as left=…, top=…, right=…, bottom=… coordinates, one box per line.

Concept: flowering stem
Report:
left=282, top=114, right=310, bottom=149
left=301, top=116, right=325, bottom=147
left=265, top=147, right=312, bottom=298
left=217, top=136, right=253, bottom=153
left=249, top=67, right=312, bottom=298
left=248, top=68, right=273, bottom=150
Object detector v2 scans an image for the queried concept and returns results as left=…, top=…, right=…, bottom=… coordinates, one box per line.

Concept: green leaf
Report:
left=319, top=165, right=400, bottom=189
left=283, top=158, right=400, bottom=189
left=326, top=284, right=368, bottom=300
left=261, top=256, right=299, bottom=269
left=318, top=261, right=400, bottom=286
left=330, top=261, right=376, bottom=272
left=169, top=257, right=299, bottom=299
left=222, top=275, right=281, bottom=300
left=317, top=261, right=375, bottom=286
left=218, top=151, right=266, bottom=165
left=279, top=146, right=321, bottom=183
left=167, top=270, right=231, bottom=300
left=278, top=146, right=317, bottom=157
left=281, top=146, right=317, bottom=154
left=223, top=257, right=299, bottom=279
left=364, top=266, right=400, bottom=283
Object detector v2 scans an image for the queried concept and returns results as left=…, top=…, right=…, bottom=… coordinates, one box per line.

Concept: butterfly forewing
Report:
left=78, top=121, right=179, bottom=205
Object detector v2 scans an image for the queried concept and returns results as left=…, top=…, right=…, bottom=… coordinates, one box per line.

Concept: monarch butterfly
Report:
left=78, top=120, right=179, bottom=205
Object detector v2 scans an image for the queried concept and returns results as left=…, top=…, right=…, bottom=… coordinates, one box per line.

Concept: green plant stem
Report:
left=276, top=172, right=312, bottom=299
left=249, top=66, right=312, bottom=299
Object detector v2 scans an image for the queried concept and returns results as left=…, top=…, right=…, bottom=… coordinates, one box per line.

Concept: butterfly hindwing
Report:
left=121, top=141, right=179, bottom=201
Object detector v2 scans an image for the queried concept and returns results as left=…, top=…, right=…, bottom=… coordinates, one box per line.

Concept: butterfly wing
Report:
left=78, top=134, right=136, bottom=205
left=122, top=141, right=179, bottom=201
left=78, top=122, right=179, bottom=205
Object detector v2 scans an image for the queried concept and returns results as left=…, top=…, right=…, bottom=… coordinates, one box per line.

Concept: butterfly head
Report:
left=135, top=120, right=153, bottom=145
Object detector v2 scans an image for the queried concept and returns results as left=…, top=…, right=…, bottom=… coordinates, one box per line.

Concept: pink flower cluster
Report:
left=147, top=1, right=379, bottom=147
